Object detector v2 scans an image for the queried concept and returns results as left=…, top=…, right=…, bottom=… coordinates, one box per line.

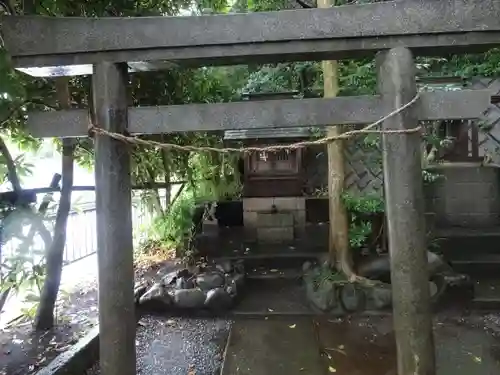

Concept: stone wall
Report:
left=242, top=197, right=306, bottom=243
left=425, top=164, right=500, bottom=228
left=303, top=137, right=383, bottom=196
left=304, top=146, right=500, bottom=229
left=469, top=77, right=500, bottom=165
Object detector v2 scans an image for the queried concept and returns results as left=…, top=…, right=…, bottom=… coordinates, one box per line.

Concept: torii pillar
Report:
left=92, top=62, right=137, bottom=375
left=377, top=47, right=436, bottom=375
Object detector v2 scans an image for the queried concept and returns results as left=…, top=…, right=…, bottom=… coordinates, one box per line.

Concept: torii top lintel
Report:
left=1, top=0, right=500, bottom=77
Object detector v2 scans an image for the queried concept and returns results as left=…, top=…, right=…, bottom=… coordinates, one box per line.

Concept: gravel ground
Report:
left=87, top=315, right=231, bottom=375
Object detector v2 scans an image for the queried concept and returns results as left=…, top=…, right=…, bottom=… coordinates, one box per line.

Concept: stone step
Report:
left=256, top=212, right=295, bottom=227
left=436, top=228, right=500, bottom=258
left=449, top=254, right=500, bottom=277
left=470, top=298, right=500, bottom=310
left=212, top=251, right=325, bottom=271
left=469, top=278, right=500, bottom=310
left=232, top=279, right=311, bottom=316
left=246, top=267, right=303, bottom=281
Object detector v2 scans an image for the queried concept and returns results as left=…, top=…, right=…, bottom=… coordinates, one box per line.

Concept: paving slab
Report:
left=221, top=317, right=324, bottom=375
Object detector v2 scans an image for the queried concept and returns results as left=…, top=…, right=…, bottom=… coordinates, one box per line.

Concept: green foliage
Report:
left=420, top=49, right=500, bottom=78
left=145, top=194, right=196, bottom=252
left=247, top=0, right=288, bottom=12
left=139, top=153, right=242, bottom=259
left=341, top=191, right=384, bottom=214
left=1, top=207, right=48, bottom=316
left=422, top=169, right=443, bottom=184
left=341, top=192, right=384, bottom=249
left=0, top=151, right=34, bottom=186
left=310, top=263, right=348, bottom=289
left=1, top=0, right=499, bottom=309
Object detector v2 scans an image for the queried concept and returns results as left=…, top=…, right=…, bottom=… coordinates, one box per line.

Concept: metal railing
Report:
left=59, top=198, right=162, bottom=265
left=1, top=196, right=162, bottom=266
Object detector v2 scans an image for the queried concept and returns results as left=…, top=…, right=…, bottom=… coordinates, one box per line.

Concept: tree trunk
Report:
left=34, top=78, right=75, bottom=330
left=145, top=165, right=164, bottom=216
left=317, top=0, right=352, bottom=276
left=34, top=142, right=74, bottom=330
left=160, top=148, right=171, bottom=208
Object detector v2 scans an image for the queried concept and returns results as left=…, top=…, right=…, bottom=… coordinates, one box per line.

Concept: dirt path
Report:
left=0, top=285, right=98, bottom=375
left=0, top=257, right=169, bottom=375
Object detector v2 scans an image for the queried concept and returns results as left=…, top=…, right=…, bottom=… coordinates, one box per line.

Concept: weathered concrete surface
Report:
left=232, top=279, right=311, bottom=316
left=221, top=317, right=324, bottom=375
left=3, top=1, right=500, bottom=68
left=92, top=62, right=136, bottom=375
left=26, top=90, right=491, bottom=138
left=315, top=313, right=500, bottom=375
left=378, top=47, right=435, bottom=375
left=34, top=327, right=99, bottom=375
left=6, top=1, right=500, bottom=56
left=425, top=164, right=500, bottom=228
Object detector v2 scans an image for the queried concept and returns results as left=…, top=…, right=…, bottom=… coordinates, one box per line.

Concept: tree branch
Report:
left=295, top=0, right=314, bottom=8
left=35, top=77, right=74, bottom=330
left=1, top=99, right=58, bottom=129
left=0, top=135, right=22, bottom=193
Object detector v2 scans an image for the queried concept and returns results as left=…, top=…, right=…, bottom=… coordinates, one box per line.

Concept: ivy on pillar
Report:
left=376, top=47, right=436, bottom=375
left=92, top=62, right=136, bottom=375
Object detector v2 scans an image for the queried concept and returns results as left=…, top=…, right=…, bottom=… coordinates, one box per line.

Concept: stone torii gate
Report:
left=1, top=1, right=498, bottom=375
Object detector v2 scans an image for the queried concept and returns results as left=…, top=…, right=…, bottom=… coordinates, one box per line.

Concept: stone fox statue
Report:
left=192, top=202, right=217, bottom=229
left=356, top=251, right=473, bottom=304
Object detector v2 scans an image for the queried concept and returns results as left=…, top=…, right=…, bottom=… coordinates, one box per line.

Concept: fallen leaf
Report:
left=473, top=356, right=482, bottom=363
left=289, top=324, right=297, bottom=329
left=328, top=366, right=337, bottom=373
